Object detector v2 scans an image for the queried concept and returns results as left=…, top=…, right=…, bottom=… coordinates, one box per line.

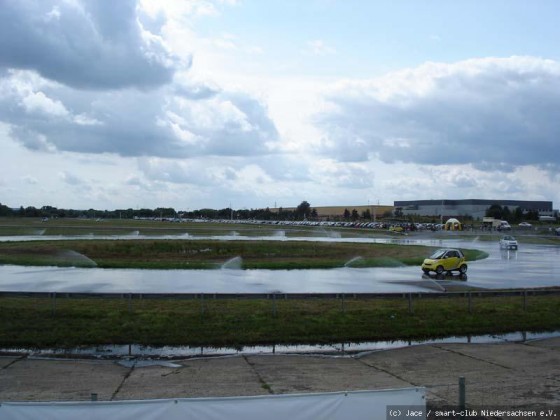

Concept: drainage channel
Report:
left=2, top=331, right=558, bottom=361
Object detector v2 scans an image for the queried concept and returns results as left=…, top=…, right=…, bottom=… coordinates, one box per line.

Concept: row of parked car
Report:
left=138, top=216, right=559, bottom=235
left=182, top=218, right=423, bottom=231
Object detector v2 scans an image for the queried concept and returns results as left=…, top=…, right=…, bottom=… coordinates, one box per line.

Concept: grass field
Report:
left=0, top=217, right=376, bottom=238
left=0, top=217, right=558, bottom=350
left=0, top=239, right=488, bottom=269
left=1, top=294, right=559, bottom=349
left=0, top=218, right=491, bottom=269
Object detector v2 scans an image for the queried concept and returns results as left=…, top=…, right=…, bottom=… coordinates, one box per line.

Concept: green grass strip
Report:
left=1, top=294, right=558, bottom=349
left=0, top=239, right=487, bottom=269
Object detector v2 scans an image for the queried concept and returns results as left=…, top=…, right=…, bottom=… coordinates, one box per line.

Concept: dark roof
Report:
left=394, top=199, right=552, bottom=210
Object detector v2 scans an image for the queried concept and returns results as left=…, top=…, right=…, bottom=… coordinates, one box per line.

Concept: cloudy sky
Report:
left=1, top=0, right=559, bottom=211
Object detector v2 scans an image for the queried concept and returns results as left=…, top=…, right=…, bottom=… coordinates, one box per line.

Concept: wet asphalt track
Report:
left=0, top=234, right=558, bottom=293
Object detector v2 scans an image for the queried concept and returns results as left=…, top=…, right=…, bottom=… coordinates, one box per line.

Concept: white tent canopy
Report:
left=444, top=218, right=462, bottom=230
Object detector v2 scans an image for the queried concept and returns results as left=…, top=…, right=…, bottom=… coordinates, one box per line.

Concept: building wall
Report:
left=270, top=205, right=394, bottom=219
left=394, top=199, right=553, bottom=219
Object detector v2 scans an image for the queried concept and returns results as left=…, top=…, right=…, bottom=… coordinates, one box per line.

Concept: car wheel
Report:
left=435, top=265, right=444, bottom=275
left=459, top=264, right=467, bottom=274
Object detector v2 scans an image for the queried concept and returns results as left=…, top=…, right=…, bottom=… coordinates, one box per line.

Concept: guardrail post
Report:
left=459, top=376, right=466, bottom=416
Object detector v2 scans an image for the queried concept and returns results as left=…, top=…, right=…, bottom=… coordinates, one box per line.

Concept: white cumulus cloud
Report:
left=315, top=56, right=560, bottom=170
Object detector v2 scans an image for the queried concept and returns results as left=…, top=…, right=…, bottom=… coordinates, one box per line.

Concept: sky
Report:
left=1, top=0, right=559, bottom=211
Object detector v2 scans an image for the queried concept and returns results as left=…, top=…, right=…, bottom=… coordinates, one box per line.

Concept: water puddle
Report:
left=3, top=331, right=558, bottom=361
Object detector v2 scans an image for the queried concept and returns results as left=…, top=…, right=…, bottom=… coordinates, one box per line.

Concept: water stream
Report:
left=3, top=331, right=557, bottom=360
left=344, top=256, right=363, bottom=267
left=221, top=256, right=243, bottom=270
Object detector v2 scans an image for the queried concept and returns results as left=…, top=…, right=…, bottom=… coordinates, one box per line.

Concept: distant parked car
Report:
left=499, top=235, right=518, bottom=250
left=497, top=221, right=512, bottom=231
left=518, top=222, right=532, bottom=228
left=421, top=249, right=467, bottom=275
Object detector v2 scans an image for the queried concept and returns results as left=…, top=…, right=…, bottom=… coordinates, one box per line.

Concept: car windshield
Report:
left=429, top=249, right=447, bottom=259
left=503, top=236, right=515, bottom=240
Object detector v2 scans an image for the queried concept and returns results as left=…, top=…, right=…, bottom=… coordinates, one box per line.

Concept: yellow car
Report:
left=421, top=248, right=468, bottom=275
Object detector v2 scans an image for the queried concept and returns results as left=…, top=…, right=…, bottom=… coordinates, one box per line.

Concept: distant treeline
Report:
left=0, top=201, right=320, bottom=221
left=0, top=201, right=545, bottom=223
left=484, top=204, right=540, bottom=223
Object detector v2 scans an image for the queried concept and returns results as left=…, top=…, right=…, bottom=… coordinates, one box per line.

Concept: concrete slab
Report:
left=115, top=356, right=267, bottom=400
left=434, top=342, right=560, bottom=371
left=429, top=342, right=560, bottom=408
left=359, top=344, right=517, bottom=406
left=526, top=336, right=560, bottom=350
left=246, top=354, right=411, bottom=394
left=360, top=344, right=510, bottom=386
left=0, top=358, right=127, bottom=402
left=1, top=338, right=560, bottom=409
left=0, top=356, right=19, bottom=369
left=456, top=375, right=560, bottom=408
left=360, top=342, right=560, bottom=408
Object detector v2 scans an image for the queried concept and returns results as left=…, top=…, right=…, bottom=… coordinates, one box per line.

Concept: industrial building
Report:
left=394, top=199, right=554, bottom=220
left=271, top=205, right=394, bottom=220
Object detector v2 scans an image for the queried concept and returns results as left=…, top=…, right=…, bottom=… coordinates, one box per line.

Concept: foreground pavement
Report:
left=1, top=338, right=559, bottom=411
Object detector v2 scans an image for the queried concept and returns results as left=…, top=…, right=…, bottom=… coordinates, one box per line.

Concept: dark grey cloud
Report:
left=0, top=71, right=278, bottom=158
left=315, top=57, right=560, bottom=170
left=135, top=153, right=314, bottom=188
left=0, top=0, right=179, bottom=90
left=202, top=92, right=279, bottom=156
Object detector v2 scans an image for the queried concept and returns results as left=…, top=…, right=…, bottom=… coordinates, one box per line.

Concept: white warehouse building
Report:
left=394, top=199, right=554, bottom=220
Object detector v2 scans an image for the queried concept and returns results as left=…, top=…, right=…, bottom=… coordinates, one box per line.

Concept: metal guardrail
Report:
left=2, top=288, right=559, bottom=317
left=1, top=288, right=559, bottom=300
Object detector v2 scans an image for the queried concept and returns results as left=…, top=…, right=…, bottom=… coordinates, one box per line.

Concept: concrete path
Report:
left=1, top=338, right=559, bottom=410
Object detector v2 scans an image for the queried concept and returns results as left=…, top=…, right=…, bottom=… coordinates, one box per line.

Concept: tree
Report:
left=513, top=207, right=523, bottom=223
left=295, top=201, right=311, bottom=220
left=155, top=207, right=176, bottom=218
left=0, top=203, right=13, bottom=216
left=502, top=206, right=511, bottom=222
left=486, top=204, right=503, bottom=219
left=351, top=209, right=359, bottom=221
left=343, top=209, right=350, bottom=220
left=24, top=206, right=41, bottom=217
left=526, top=210, right=539, bottom=221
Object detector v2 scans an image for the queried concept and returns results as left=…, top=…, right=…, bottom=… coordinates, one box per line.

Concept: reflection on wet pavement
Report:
left=0, top=235, right=558, bottom=293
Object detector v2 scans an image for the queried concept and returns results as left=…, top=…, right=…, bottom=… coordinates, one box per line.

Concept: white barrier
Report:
left=1, top=388, right=425, bottom=420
